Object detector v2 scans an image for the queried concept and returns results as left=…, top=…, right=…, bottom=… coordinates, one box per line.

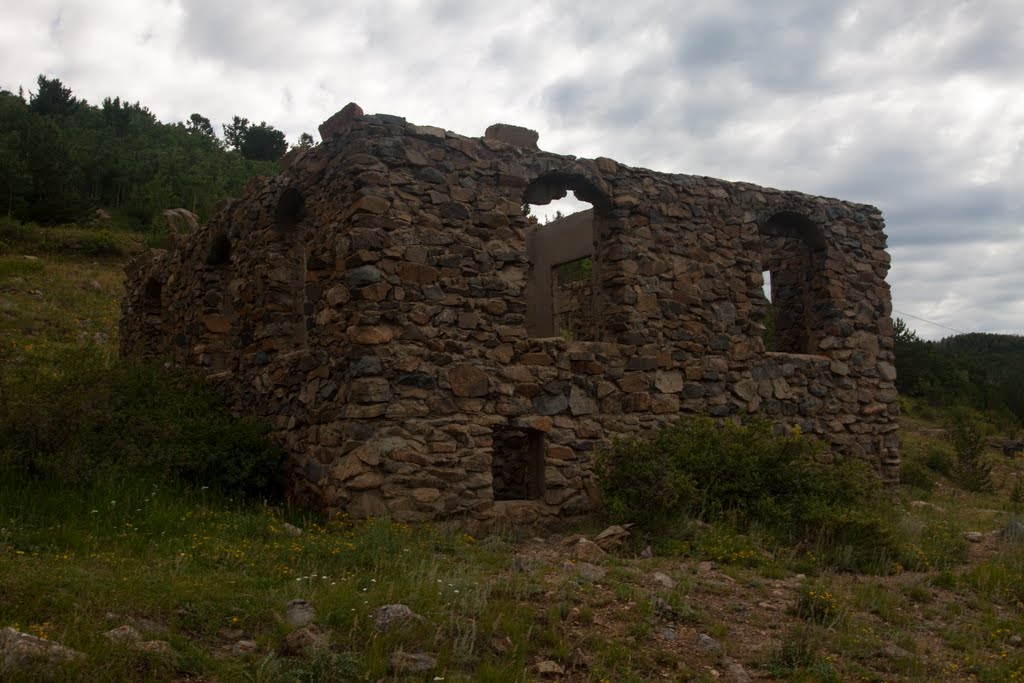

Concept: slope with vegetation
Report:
left=0, top=75, right=313, bottom=230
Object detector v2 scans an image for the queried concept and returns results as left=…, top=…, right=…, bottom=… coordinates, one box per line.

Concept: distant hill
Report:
left=895, top=322, right=1024, bottom=429
left=935, top=333, right=1024, bottom=377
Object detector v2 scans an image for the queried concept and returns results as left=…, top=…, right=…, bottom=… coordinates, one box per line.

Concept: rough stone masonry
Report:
left=121, top=103, right=899, bottom=528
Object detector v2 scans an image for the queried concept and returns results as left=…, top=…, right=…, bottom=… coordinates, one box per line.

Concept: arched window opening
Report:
left=523, top=172, right=609, bottom=340
left=759, top=212, right=827, bottom=355
left=276, top=187, right=304, bottom=229
left=206, top=233, right=231, bottom=266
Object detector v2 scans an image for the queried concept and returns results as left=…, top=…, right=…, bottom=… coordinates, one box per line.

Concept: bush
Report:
left=769, top=626, right=840, bottom=681
left=1001, top=517, right=1024, bottom=544
left=596, top=417, right=891, bottom=563
left=0, top=216, right=38, bottom=250
left=1010, top=481, right=1024, bottom=512
left=922, top=443, right=955, bottom=477
left=897, top=519, right=969, bottom=572
left=948, top=408, right=993, bottom=492
left=900, top=458, right=935, bottom=492
left=795, top=584, right=843, bottom=627
left=812, top=506, right=903, bottom=573
left=595, top=432, right=696, bottom=529
left=0, top=345, right=284, bottom=497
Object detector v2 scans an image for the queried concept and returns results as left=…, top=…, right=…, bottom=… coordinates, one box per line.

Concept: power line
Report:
left=893, top=309, right=965, bottom=335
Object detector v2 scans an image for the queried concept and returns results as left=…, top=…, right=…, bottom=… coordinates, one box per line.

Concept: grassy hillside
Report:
left=2, top=220, right=1024, bottom=681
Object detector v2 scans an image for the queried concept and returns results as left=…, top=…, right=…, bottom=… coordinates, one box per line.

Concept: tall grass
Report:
left=1, top=345, right=284, bottom=497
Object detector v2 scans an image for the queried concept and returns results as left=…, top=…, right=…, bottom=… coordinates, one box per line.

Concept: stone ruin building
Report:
left=120, top=103, right=900, bottom=527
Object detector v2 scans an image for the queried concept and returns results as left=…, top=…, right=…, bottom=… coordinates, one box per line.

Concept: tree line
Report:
left=894, top=319, right=1024, bottom=431
left=0, top=75, right=313, bottom=228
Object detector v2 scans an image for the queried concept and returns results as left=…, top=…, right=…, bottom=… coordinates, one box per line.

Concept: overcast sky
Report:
left=2, top=0, right=1021, bottom=340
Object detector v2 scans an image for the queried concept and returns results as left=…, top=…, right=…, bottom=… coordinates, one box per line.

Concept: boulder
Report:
left=387, top=650, right=436, bottom=673
left=373, top=604, right=423, bottom=631
left=319, top=102, right=364, bottom=141
left=0, top=627, right=86, bottom=676
left=162, top=208, right=199, bottom=234
left=285, top=599, right=316, bottom=628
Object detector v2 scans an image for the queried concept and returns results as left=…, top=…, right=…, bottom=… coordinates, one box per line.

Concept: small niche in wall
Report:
left=206, top=233, right=231, bottom=266
left=276, top=187, right=304, bottom=229
left=491, top=428, right=545, bottom=501
left=142, top=277, right=162, bottom=314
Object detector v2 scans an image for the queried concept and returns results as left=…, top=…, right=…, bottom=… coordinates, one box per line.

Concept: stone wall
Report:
left=120, top=104, right=899, bottom=528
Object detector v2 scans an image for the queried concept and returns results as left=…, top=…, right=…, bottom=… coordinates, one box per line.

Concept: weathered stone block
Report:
left=533, top=394, right=568, bottom=415
left=350, top=326, right=394, bottom=345
left=349, top=378, right=390, bottom=403
left=484, top=123, right=539, bottom=150
left=449, top=364, right=488, bottom=397
left=654, top=370, right=683, bottom=394
left=618, top=373, right=650, bottom=393
left=201, top=314, right=230, bottom=334
left=398, top=262, right=438, bottom=285
left=569, top=386, right=597, bottom=416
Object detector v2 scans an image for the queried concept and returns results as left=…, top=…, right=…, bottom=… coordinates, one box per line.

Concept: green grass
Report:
left=0, top=217, right=139, bottom=258
left=0, top=255, right=123, bottom=355
left=0, top=475, right=544, bottom=681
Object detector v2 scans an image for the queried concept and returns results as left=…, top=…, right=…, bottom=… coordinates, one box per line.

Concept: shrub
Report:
left=811, top=506, right=903, bottom=573
left=0, top=216, right=37, bottom=250
left=693, top=527, right=768, bottom=567
left=795, top=584, right=843, bottom=627
left=1001, top=517, right=1024, bottom=544
left=922, top=443, right=955, bottom=477
left=595, top=433, right=696, bottom=529
left=908, top=520, right=969, bottom=571
left=769, top=626, right=840, bottom=682
left=947, top=408, right=993, bottom=492
left=1010, top=480, right=1024, bottom=512
left=900, top=458, right=935, bottom=492
left=596, top=417, right=892, bottom=566
left=0, top=345, right=284, bottom=497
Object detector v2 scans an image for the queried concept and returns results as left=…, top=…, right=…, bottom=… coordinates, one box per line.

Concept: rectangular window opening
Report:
left=492, top=429, right=545, bottom=501
left=553, top=256, right=593, bottom=341
left=762, top=269, right=775, bottom=351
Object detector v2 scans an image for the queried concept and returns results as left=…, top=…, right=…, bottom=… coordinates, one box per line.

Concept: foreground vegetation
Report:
left=2, top=219, right=1024, bottom=680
